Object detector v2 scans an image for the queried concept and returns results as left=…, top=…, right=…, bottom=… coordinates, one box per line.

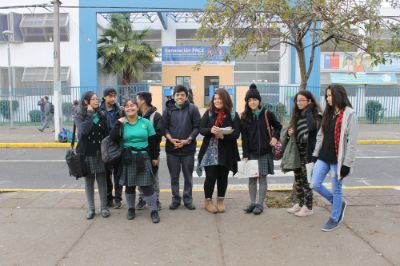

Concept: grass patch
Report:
left=266, top=190, right=293, bottom=208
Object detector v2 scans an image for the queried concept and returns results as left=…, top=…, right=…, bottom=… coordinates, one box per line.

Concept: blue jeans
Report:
left=311, top=160, right=342, bottom=222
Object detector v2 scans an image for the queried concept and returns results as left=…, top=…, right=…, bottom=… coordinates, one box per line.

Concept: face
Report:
left=213, top=94, right=224, bottom=110
left=173, top=91, right=188, bottom=105
left=296, top=95, right=310, bottom=110
left=247, top=98, right=260, bottom=111
left=326, top=89, right=333, bottom=107
left=104, top=93, right=117, bottom=106
left=136, top=96, right=145, bottom=109
left=86, top=94, right=99, bottom=109
left=124, top=101, right=138, bottom=117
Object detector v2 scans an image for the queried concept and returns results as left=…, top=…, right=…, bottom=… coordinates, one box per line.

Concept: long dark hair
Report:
left=209, top=88, right=233, bottom=114
left=78, top=91, right=96, bottom=118
left=290, top=90, right=322, bottom=129
left=240, top=97, right=262, bottom=129
left=321, top=84, right=353, bottom=134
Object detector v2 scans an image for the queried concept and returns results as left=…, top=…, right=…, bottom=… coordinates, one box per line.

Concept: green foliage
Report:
left=97, top=13, right=158, bottom=85
left=266, top=103, right=286, bottom=122
left=0, top=100, right=19, bottom=119
left=29, top=110, right=41, bottom=122
left=365, top=100, right=383, bottom=124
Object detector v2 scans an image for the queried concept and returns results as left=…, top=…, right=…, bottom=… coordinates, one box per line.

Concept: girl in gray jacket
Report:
left=311, top=84, right=358, bottom=232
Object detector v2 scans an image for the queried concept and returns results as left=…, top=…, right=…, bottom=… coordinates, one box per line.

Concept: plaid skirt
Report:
left=249, top=152, right=274, bottom=176
left=120, top=153, right=154, bottom=187
left=85, top=153, right=106, bottom=175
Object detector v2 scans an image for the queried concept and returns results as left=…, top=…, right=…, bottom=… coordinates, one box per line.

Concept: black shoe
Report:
left=151, top=210, right=160, bottom=223
left=253, top=204, right=264, bottom=215
left=38, top=128, right=44, bottom=132
left=169, top=202, right=180, bottom=210
left=157, top=200, right=162, bottom=211
left=184, top=203, right=196, bottom=210
left=136, top=197, right=146, bottom=210
left=338, top=200, right=348, bottom=223
left=101, top=209, right=110, bottom=218
left=114, top=201, right=122, bottom=209
left=127, top=208, right=136, bottom=220
left=86, top=209, right=95, bottom=220
left=244, top=204, right=256, bottom=214
left=107, top=200, right=114, bottom=208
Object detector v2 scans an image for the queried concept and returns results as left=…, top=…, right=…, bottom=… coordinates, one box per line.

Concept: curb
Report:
left=1, top=140, right=400, bottom=148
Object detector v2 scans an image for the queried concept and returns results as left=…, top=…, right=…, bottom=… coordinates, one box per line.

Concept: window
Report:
left=0, top=13, right=23, bottom=42
left=20, top=13, right=69, bottom=42
left=176, top=76, right=191, bottom=88
left=21, top=67, right=71, bottom=82
left=176, top=29, right=213, bottom=46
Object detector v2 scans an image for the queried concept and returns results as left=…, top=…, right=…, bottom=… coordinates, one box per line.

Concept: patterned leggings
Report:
left=293, top=143, right=313, bottom=209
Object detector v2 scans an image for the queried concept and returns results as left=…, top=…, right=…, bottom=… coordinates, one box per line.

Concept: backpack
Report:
left=58, top=128, right=74, bottom=143
left=50, top=103, right=55, bottom=114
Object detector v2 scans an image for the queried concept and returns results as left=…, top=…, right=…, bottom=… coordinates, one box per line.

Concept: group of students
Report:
left=73, top=83, right=357, bottom=232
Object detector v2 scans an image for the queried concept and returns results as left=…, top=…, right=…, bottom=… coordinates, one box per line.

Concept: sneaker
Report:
left=37, top=128, right=44, bottom=132
left=127, top=208, right=135, bottom=220
left=294, top=205, right=314, bottom=217
left=114, top=201, right=122, bottom=209
left=253, top=204, right=264, bottom=215
left=321, top=218, right=340, bottom=232
left=169, top=202, right=180, bottom=210
left=150, top=210, right=160, bottom=223
left=287, top=203, right=302, bottom=214
left=86, top=209, right=95, bottom=220
left=338, top=200, right=348, bottom=223
left=157, top=200, right=162, bottom=211
left=101, top=209, right=110, bottom=218
left=244, top=204, right=256, bottom=214
left=136, top=197, right=146, bottom=210
left=184, top=203, right=196, bottom=210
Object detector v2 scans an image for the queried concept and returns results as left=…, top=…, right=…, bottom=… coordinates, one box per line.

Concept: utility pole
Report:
left=3, top=30, right=14, bottom=129
left=52, top=0, right=62, bottom=141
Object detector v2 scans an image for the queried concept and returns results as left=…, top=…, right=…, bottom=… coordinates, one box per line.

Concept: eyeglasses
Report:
left=90, top=97, right=99, bottom=101
left=296, top=99, right=308, bottom=103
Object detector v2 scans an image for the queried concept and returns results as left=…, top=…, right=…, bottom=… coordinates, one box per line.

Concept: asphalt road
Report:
left=0, top=145, right=399, bottom=190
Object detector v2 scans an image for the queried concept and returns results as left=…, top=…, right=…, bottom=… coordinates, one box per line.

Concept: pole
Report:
left=53, top=0, right=62, bottom=141
left=6, top=37, right=14, bottom=129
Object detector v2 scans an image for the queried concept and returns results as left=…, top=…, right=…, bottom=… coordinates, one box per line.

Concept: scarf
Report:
left=334, top=109, right=344, bottom=159
left=214, top=110, right=225, bottom=127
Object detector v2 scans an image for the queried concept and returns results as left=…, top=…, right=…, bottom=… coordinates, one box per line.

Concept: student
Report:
left=110, top=99, right=160, bottom=223
left=100, top=88, right=124, bottom=208
left=286, top=91, right=322, bottom=217
left=38, top=96, right=54, bottom=132
left=136, top=91, right=164, bottom=211
left=241, top=84, right=282, bottom=215
left=311, top=84, right=358, bottom=232
left=163, top=85, right=201, bottom=210
left=198, top=88, right=240, bottom=213
left=74, top=91, right=109, bottom=219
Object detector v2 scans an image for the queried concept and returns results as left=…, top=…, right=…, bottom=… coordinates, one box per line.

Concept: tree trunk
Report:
left=296, top=45, right=308, bottom=91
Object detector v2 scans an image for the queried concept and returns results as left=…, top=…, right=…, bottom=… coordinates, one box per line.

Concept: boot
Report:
left=216, top=197, right=225, bottom=213
left=204, top=198, right=218, bottom=214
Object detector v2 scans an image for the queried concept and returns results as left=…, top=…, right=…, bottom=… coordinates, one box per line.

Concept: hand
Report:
left=211, top=126, right=219, bottom=134
left=87, top=105, right=94, bottom=112
left=270, top=137, right=278, bottom=147
left=169, top=138, right=180, bottom=148
left=118, top=117, right=126, bottom=123
left=340, top=165, right=350, bottom=180
left=215, top=132, right=224, bottom=140
left=288, top=128, right=294, bottom=137
left=152, top=159, right=159, bottom=167
left=174, top=139, right=188, bottom=149
left=311, top=156, right=318, bottom=163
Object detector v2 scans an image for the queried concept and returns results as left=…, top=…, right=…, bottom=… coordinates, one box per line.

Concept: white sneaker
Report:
left=295, top=205, right=314, bottom=217
left=287, top=203, right=301, bottom=214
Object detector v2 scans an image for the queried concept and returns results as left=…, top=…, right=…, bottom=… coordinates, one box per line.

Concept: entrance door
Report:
left=204, top=76, right=219, bottom=106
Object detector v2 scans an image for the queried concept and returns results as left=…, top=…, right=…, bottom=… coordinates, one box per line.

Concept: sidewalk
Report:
left=1, top=189, right=399, bottom=265
left=0, top=123, right=400, bottom=145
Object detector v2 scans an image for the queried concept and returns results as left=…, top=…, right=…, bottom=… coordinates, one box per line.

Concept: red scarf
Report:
left=334, top=109, right=344, bottom=159
left=214, top=110, right=225, bottom=127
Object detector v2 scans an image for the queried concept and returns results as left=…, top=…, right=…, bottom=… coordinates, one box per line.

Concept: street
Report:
left=1, top=145, right=399, bottom=190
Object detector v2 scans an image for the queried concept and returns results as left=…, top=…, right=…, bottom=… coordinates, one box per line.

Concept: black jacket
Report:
left=100, top=101, right=124, bottom=133
left=140, top=105, right=164, bottom=149
left=163, top=99, right=201, bottom=156
left=241, top=108, right=282, bottom=158
left=198, top=110, right=241, bottom=174
left=301, top=110, right=322, bottom=161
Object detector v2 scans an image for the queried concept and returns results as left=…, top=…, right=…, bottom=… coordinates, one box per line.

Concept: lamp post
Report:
left=2, top=30, right=14, bottom=129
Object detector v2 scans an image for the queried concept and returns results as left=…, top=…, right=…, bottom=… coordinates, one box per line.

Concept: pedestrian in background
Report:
left=241, top=84, right=282, bottom=215
left=72, top=100, right=80, bottom=118
left=38, top=96, right=54, bottom=132
left=311, top=84, right=358, bottom=232
left=197, top=88, right=240, bottom=213
left=74, top=91, right=110, bottom=219
left=37, top=97, right=46, bottom=122
left=100, top=88, right=124, bottom=209
left=110, top=99, right=160, bottom=223
left=286, top=91, right=322, bottom=217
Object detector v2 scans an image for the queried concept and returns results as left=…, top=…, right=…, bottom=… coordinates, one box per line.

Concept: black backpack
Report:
left=50, top=103, right=55, bottom=114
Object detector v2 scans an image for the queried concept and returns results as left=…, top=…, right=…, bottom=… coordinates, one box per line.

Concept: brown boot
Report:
left=204, top=198, right=218, bottom=214
left=217, top=197, right=225, bottom=213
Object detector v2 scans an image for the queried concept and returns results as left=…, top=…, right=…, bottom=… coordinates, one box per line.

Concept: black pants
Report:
left=106, top=166, right=122, bottom=203
left=126, top=185, right=154, bottom=196
left=204, top=165, right=229, bottom=199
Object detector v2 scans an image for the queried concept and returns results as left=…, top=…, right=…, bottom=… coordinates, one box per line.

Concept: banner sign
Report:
left=330, top=73, right=398, bottom=85
left=162, top=46, right=234, bottom=65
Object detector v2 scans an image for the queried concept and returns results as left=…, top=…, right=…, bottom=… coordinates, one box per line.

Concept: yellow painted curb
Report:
left=2, top=139, right=400, bottom=148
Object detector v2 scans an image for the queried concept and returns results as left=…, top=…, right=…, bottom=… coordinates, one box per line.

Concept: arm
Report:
left=74, top=111, right=94, bottom=136
left=148, top=135, right=160, bottom=160
left=162, top=109, right=170, bottom=137
left=267, top=111, right=282, bottom=140
left=223, top=112, right=241, bottom=141
left=153, top=112, right=165, bottom=145
left=343, top=112, right=358, bottom=168
left=241, top=124, right=249, bottom=158
left=306, top=109, right=322, bottom=133
left=312, top=128, right=324, bottom=158
left=199, top=111, right=213, bottom=137
left=188, top=105, right=201, bottom=140
left=110, top=120, right=124, bottom=142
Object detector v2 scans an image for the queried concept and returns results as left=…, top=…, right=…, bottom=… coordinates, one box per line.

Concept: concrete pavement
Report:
left=1, top=189, right=399, bottom=266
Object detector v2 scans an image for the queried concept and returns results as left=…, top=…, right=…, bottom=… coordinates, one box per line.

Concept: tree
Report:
left=198, top=0, right=400, bottom=90
left=98, top=13, right=158, bottom=85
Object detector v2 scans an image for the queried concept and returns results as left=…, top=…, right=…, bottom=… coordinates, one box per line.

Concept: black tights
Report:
left=204, top=165, right=229, bottom=199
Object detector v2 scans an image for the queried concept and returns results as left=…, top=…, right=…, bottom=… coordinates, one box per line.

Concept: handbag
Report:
left=101, top=124, right=124, bottom=165
left=264, top=110, right=283, bottom=160
left=236, top=160, right=259, bottom=179
left=65, top=123, right=88, bottom=179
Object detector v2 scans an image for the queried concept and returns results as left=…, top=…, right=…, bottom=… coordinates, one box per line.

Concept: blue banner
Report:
left=330, top=73, right=398, bottom=85
left=162, top=46, right=234, bottom=65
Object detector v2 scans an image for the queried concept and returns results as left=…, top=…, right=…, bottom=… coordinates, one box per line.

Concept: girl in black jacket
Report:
left=286, top=91, right=322, bottom=217
left=198, top=88, right=241, bottom=213
left=241, top=84, right=282, bottom=215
